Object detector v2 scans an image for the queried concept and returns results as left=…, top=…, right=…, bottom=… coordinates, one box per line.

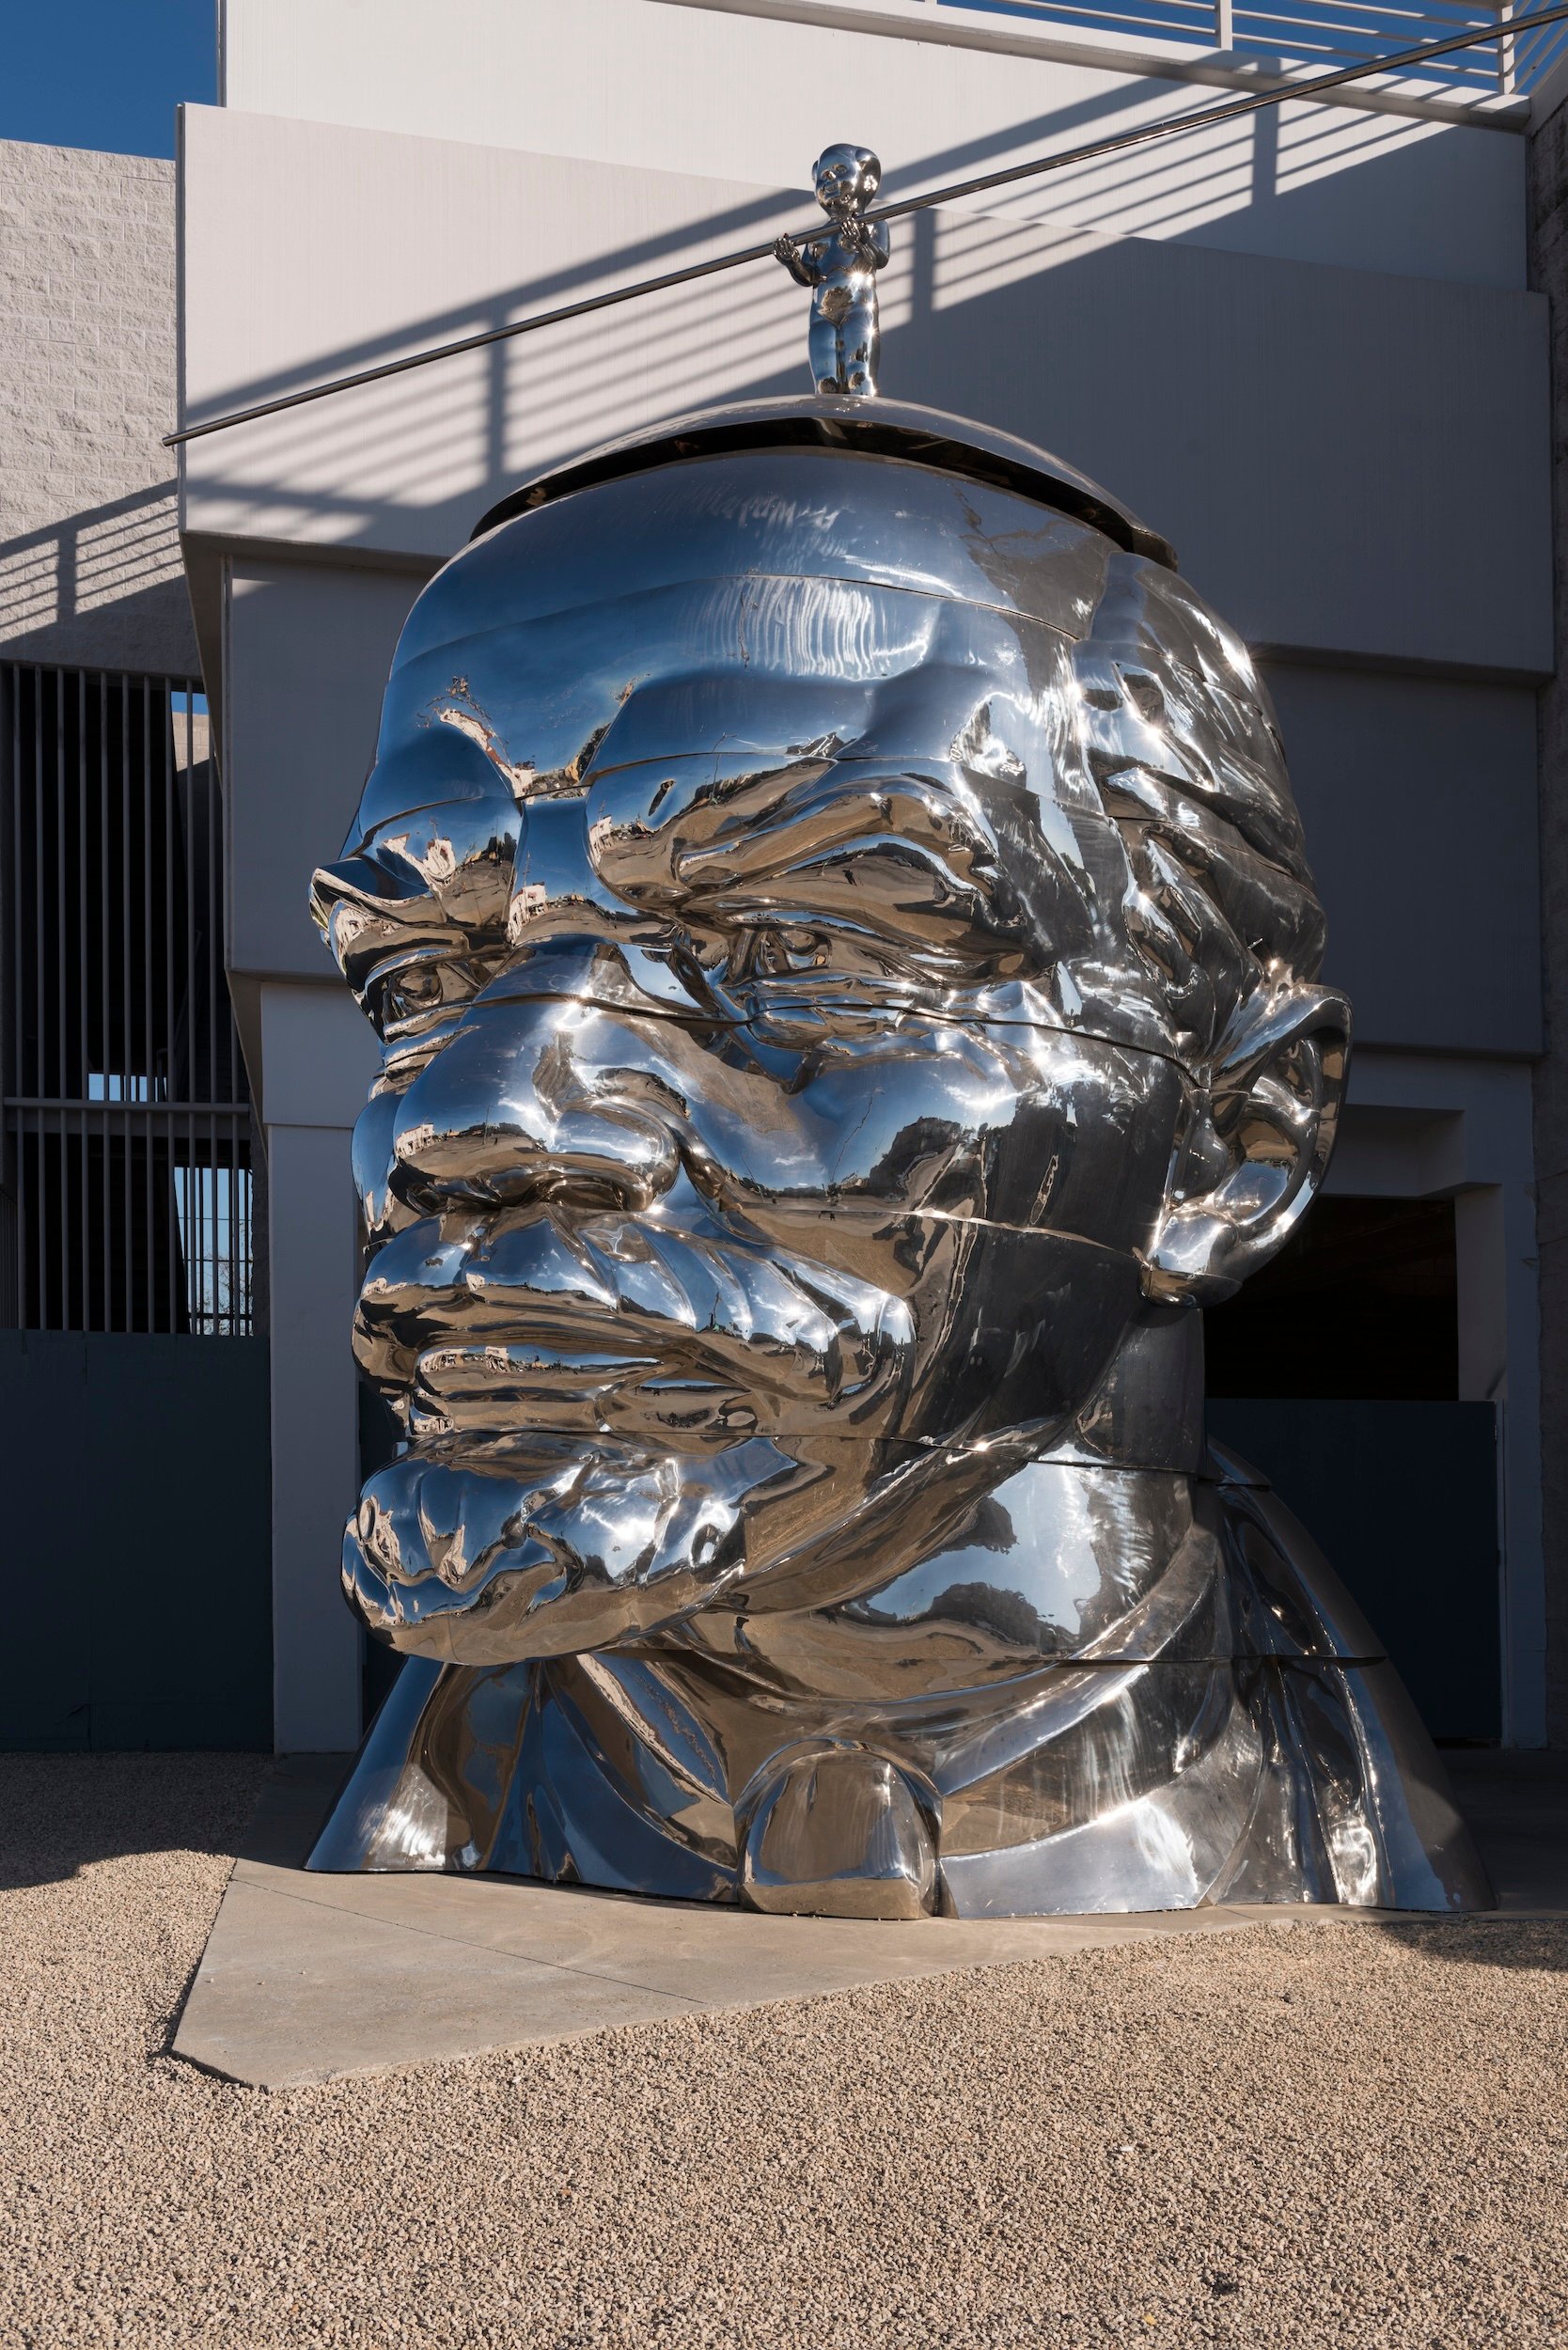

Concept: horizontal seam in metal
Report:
left=399, top=571, right=1101, bottom=671
left=395, top=997, right=1196, bottom=1074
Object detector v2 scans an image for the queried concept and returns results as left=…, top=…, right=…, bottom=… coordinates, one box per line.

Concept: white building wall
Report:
left=220, top=0, right=1528, bottom=285
left=178, top=102, right=1550, bottom=676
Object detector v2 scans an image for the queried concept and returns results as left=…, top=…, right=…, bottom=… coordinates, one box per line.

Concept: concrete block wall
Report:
left=0, top=138, right=196, bottom=674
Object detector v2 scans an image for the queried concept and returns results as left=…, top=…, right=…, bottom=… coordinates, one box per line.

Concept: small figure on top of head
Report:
left=775, top=144, right=890, bottom=398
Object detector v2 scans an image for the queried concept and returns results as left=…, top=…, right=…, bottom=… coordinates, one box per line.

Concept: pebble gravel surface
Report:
left=2, top=1752, right=1566, bottom=2350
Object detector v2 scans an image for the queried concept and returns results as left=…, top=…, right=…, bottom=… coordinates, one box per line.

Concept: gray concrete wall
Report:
left=217, top=563, right=404, bottom=1747
left=1262, top=666, right=1543, bottom=1057
left=220, top=559, right=424, bottom=1020
left=0, top=138, right=196, bottom=675
left=1529, top=93, right=1568, bottom=1747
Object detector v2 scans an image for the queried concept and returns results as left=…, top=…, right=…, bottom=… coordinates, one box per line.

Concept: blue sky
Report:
left=0, top=0, right=216, bottom=159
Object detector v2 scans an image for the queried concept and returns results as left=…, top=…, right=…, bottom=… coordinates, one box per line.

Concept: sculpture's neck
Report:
left=1044, top=1302, right=1207, bottom=1476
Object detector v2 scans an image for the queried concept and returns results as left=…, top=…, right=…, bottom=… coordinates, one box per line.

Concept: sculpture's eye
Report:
left=759, top=928, right=826, bottom=973
left=364, top=952, right=500, bottom=1051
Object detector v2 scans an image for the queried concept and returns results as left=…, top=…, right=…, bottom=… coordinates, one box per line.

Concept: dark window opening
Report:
left=1205, top=1197, right=1497, bottom=1741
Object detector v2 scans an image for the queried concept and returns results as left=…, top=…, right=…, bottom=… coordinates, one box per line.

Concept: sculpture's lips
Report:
left=407, top=1340, right=782, bottom=1439
left=356, top=1207, right=916, bottom=1438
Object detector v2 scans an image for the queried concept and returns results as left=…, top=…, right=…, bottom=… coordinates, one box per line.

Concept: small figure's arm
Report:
left=854, top=218, right=891, bottom=273
left=774, top=233, right=819, bottom=288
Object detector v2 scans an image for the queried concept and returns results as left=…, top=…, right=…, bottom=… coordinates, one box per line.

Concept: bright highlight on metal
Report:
left=162, top=1, right=1567, bottom=452
left=305, top=390, right=1491, bottom=1918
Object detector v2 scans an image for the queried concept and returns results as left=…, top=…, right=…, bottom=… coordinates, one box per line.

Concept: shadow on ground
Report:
left=1371, top=1916, right=1568, bottom=1973
left=0, top=1750, right=268, bottom=1891
left=6, top=1749, right=1565, bottom=1982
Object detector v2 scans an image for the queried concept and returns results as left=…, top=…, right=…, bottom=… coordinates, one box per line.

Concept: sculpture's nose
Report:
left=387, top=938, right=686, bottom=1216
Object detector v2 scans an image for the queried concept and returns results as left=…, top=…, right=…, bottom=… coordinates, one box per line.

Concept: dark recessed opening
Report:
left=1205, top=1195, right=1457, bottom=1402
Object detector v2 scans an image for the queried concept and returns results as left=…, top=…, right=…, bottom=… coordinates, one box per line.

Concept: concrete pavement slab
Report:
left=170, top=1748, right=1568, bottom=2088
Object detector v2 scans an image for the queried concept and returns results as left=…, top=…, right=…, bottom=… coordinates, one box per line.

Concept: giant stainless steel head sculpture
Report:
left=307, top=383, right=1488, bottom=1916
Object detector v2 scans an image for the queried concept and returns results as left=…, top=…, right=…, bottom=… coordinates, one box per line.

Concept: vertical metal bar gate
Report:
left=0, top=663, right=254, bottom=1338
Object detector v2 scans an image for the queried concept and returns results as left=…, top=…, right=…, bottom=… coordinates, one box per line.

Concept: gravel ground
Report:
left=2, top=1754, right=1566, bottom=2350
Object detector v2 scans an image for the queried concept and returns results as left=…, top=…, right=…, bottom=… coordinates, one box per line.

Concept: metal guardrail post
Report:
left=1497, top=0, right=1517, bottom=89
left=1215, top=0, right=1234, bottom=49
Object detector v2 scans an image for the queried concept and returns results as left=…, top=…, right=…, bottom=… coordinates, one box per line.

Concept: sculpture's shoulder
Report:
left=1205, top=1439, right=1383, bottom=1662
left=1203, top=1441, right=1493, bottom=1913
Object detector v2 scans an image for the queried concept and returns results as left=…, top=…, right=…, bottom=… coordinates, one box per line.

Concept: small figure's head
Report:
left=312, top=410, right=1347, bottom=1664
left=813, top=144, right=881, bottom=216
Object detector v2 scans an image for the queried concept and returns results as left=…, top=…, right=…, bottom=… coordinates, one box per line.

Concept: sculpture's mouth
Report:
left=407, top=1336, right=870, bottom=1441
left=356, top=1204, right=916, bottom=1444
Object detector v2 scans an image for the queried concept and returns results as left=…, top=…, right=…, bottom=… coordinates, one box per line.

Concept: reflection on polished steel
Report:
left=308, top=391, right=1490, bottom=1917
left=775, top=147, right=889, bottom=397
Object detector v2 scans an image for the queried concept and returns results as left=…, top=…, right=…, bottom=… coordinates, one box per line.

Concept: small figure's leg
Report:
left=842, top=299, right=880, bottom=398
left=808, top=314, right=843, bottom=395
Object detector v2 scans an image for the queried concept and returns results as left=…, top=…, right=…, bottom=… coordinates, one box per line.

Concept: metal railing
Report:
left=925, top=0, right=1555, bottom=92
left=0, top=665, right=255, bottom=1337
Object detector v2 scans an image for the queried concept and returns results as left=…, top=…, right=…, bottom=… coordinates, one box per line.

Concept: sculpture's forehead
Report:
left=395, top=447, right=1114, bottom=668
left=358, top=449, right=1117, bottom=848
left=317, top=437, right=1304, bottom=1083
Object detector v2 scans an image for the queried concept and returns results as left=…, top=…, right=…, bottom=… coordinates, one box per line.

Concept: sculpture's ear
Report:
left=1144, top=984, right=1350, bottom=1307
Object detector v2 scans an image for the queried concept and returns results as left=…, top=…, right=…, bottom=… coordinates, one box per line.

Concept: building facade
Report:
left=6, top=0, right=1568, bottom=1754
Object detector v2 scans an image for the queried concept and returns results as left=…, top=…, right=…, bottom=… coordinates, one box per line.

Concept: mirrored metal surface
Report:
left=307, top=401, right=1489, bottom=1917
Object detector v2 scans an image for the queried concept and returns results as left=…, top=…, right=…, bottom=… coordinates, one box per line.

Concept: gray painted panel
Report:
left=1263, top=665, right=1542, bottom=1056
left=0, top=1332, right=272, bottom=1749
left=1208, top=1401, right=1501, bottom=1744
left=224, top=563, right=422, bottom=983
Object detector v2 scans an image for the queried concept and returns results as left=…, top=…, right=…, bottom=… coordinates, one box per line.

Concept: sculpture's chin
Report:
left=343, top=1432, right=804, bottom=1665
left=341, top=1410, right=1071, bottom=1667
